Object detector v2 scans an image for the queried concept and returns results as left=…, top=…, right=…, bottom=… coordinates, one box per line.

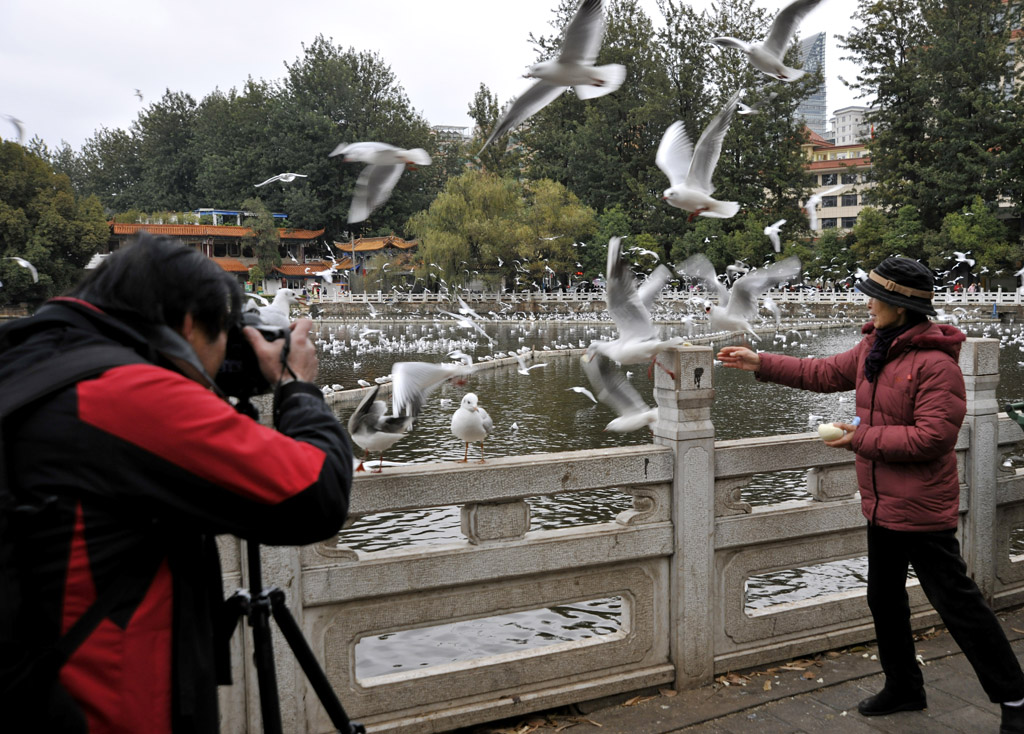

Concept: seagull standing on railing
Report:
left=451, top=393, right=493, bottom=463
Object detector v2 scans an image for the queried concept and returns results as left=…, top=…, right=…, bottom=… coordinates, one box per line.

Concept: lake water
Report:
left=309, top=316, right=1024, bottom=678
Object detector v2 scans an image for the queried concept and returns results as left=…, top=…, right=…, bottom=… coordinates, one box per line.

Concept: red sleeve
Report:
left=78, top=364, right=325, bottom=505
left=755, top=344, right=860, bottom=394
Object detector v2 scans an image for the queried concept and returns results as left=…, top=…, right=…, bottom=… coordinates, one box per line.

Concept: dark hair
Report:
left=69, top=233, right=242, bottom=336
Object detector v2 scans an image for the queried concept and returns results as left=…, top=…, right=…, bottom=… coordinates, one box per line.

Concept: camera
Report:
left=215, top=305, right=289, bottom=399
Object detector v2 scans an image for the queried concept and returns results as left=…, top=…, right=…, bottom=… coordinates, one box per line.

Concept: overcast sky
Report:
left=1, top=0, right=865, bottom=151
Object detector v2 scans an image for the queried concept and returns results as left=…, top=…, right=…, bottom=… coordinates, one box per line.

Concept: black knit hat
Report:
left=854, top=257, right=937, bottom=316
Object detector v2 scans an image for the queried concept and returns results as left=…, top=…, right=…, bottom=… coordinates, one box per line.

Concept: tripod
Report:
left=224, top=540, right=365, bottom=734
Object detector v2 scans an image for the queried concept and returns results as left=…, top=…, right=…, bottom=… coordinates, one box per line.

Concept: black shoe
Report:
left=857, top=687, right=927, bottom=716
left=1001, top=704, right=1024, bottom=734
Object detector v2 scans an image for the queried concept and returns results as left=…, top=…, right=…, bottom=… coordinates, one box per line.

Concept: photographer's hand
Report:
left=244, top=318, right=319, bottom=385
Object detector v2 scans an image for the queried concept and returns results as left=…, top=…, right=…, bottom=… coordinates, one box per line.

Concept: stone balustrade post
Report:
left=652, top=346, right=716, bottom=690
left=959, top=337, right=1001, bottom=599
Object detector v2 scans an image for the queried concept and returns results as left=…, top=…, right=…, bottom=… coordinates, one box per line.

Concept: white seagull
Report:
left=764, top=219, right=787, bottom=253
left=391, top=360, right=474, bottom=422
left=330, top=142, right=432, bottom=223
left=586, top=237, right=686, bottom=376
left=5, top=257, right=38, bottom=283
left=567, top=385, right=598, bottom=403
left=711, top=0, right=828, bottom=82
left=3, top=115, right=24, bottom=145
left=480, top=0, right=626, bottom=152
left=656, top=90, right=742, bottom=220
left=258, top=288, right=302, bottom=328
left=255, top=172, right=308, bottom=187
left=347, top=385, right=413, bottom=472
left=451, top=393, right=493, bottom=463
left=803, top=184, right=844, bottom=231
left=737, top=91, right=779, bottom=115
left=515, top=352, right=548, bottom=375
left=581, top=352, right=657, bottom=433
left=677, top=254, right=802, bottom=339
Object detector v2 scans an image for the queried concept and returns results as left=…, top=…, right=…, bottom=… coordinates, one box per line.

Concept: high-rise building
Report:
left=796, top=32, right=827, bottom=137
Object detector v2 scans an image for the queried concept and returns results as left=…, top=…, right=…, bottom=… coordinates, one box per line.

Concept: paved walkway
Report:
left=463, top=605, right=1024, bottom=734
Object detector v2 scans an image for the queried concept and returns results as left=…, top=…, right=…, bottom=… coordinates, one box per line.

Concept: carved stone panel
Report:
left=807, top=466, right=858, bottom=502
left=461, top=500, right=531, bottom=544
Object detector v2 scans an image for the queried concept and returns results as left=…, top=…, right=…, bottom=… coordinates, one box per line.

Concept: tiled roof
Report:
left=109, top=223, right=325, bottom=240
left=211, top=257, right=250, bottom=273
left=337, top=235, right=419, bottom=252
left=804, top=127, right=832, bottom=146
left=274, top=258, right=355, bottom=276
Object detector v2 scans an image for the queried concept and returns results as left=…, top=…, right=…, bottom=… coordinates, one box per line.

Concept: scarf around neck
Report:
left=863, top=317, right=925, bottom=383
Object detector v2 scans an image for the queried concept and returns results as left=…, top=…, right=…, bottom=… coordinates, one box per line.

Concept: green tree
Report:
left=240, top=197, right=281, bottom=290
left=841, top=0, right=1022, bottom=230
left=0, top=142, right=108, bottom=305
left=932, top=196, right=1014, bottom=280
left=131, top=90, right=199, bottom=211
left=467, top=83, right=521, bottom=176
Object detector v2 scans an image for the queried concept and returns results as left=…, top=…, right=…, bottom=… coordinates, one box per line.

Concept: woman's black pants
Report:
left=867, top=523, right=1024, bottom=703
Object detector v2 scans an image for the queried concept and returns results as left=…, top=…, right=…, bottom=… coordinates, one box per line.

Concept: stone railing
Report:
left=217, top=338, right=1024, bottom=733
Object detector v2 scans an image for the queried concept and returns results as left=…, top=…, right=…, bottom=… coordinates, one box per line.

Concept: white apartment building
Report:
left=828, top=106, right=877, bottom=146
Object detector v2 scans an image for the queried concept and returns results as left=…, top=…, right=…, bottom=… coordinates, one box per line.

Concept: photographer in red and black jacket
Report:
left=0, top=234, right=352, bottom=733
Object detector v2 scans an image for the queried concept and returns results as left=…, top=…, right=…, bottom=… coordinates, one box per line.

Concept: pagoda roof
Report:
left=337, top=235, right=418, bottom=252
left=211, top=257, right=250, bottom=273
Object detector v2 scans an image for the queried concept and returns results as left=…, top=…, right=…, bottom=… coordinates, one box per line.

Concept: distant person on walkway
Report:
left=0, top=234, right=352, bottom=732
left=717, top=257, right=1024, bottom=733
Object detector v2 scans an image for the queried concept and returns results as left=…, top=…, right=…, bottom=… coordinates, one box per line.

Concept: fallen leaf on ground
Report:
left=763, top=680, right=772, bottom=691
left=802, top=671, right=817, bottom=680
left=659, top=688, right=678, bottom=697
left=622, top=695, right=658, bottom=707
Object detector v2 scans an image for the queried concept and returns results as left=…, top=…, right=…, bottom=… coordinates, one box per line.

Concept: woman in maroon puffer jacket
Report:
left=718, top=257, right=1024, bottom=734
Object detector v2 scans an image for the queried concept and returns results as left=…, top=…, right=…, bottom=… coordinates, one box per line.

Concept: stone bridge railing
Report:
left=216, top=338, right=1024, bottom=733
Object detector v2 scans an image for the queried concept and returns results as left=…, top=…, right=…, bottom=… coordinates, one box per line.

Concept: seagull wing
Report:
left=762, top=0, right=824, bottom=58
left=821, top=183, right=845, bottom=196
left=255, top=175, right=280, bottom=187
left=568, top=386, right=598, bottom=403
left=348, top=163, right=404, bottom=223
left=677, top=254, right=728, bottom=305
left=391, top=361, right=470, bottom=420
left=686, top=90, right=741, bottom=194
left=558, top=0, right=605, bottom=66
left=655, top=121, right=693, bottom=188
left=726, top=256, right=802, bottom=321
left=636, top=264, right=672, bottom=312
left=581, top=353, right=649, bottom=419
left=330, top=141, right=399, bottom=160
left=481, top=81, right=566, bottom=152
left=605, top=237, right=656, bottom=340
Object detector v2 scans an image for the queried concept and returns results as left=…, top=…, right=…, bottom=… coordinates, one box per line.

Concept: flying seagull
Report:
left=134, top=88, right=144, bottom=102
left=803, top=184, right=844, bottom=230
left=764, top=219, right=786, bottom=253
left=656, top=90, right=742, bottom=221
left=581, top=352, right=658, bottom=433
left=3, top=115, right=24, bottom=145
left=711, top=0, right=828, bottom=82
left=330, top=142, right=431, bottom=223
left=586, top=237, right=686, bottom=375
left=255, top=172, right=308, bottom=187
left=480, top=0, right=626, bottom=153
left=4, top=257, right=38, bottom=283
left=737, top=91, right=779, bottom=115
left=677, top=254, right=802, bottom=339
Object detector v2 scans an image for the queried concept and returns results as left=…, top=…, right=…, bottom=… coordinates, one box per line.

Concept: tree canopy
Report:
left=0, top=142, right=108, bottom=306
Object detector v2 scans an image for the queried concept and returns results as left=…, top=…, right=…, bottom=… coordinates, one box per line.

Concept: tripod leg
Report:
left=250, top=591, right=284, bottom=734
left=268, top=588, right=365, bottom=734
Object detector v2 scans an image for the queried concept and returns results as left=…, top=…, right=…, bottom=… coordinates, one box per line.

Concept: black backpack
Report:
left=0, top=343, right=147, bottom=726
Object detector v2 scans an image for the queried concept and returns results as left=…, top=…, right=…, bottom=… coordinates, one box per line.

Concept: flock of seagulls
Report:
left=228, top=0, right=831, bottom=244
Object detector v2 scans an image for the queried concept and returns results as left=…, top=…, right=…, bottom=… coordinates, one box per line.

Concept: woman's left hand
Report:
left=824, top=422, right=858, bottom=450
